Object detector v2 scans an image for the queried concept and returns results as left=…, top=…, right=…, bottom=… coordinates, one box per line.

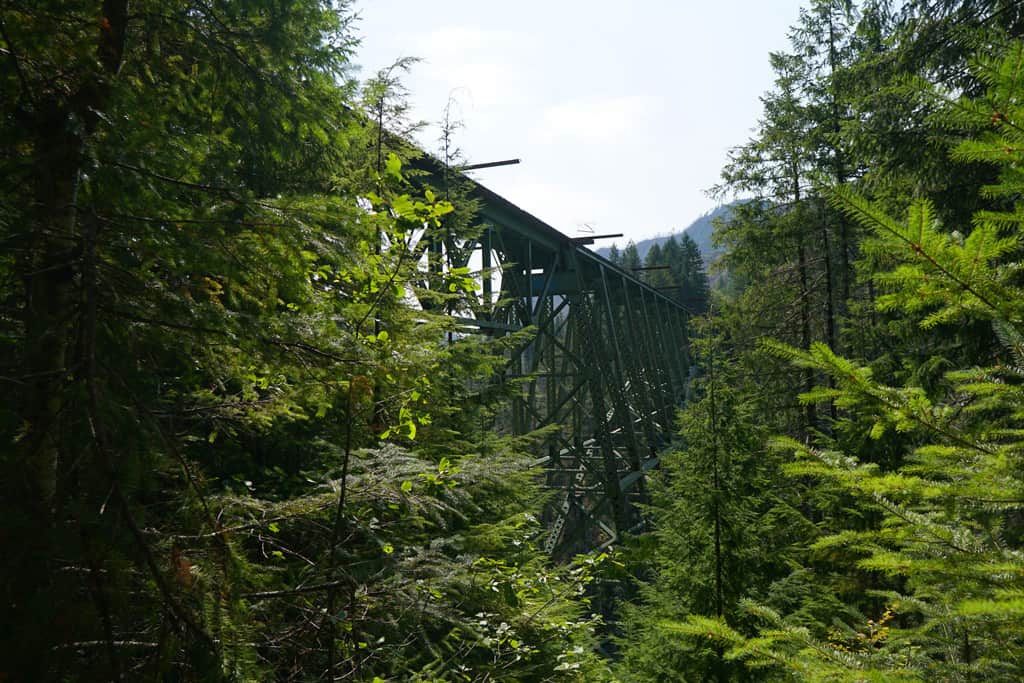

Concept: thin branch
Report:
left=160, top=502, right=333, bottom=540
left=0, top=18, right=35, bottom=107
left=242, top=579, right=350, bottom=601
left=52, top=640, right=158, bottom=650
left=110, top=161, right=241, bottom=196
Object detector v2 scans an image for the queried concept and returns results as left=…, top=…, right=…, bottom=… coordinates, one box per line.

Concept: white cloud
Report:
left=429, top=62, right=519, bottom=110
left=531, top=95, right=664, bottom=145
left=402, top=25, right=534, bottom=111
left=413, top=25, right=524, bottom=59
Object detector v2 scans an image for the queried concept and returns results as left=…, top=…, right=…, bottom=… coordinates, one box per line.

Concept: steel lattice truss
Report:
left=418, top=169, right=690, bottom=557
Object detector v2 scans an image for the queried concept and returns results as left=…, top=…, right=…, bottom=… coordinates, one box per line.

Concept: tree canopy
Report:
left=0, top=2, right=612, bottom=680
left=616, top=3, right=1024, bottom=681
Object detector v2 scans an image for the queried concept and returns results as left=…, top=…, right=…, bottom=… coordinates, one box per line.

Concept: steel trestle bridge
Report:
left=417, top=162, right=691, bottom=557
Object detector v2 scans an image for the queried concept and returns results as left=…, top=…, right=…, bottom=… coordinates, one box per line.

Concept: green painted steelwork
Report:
left=412, top=156, right=690, bottom=557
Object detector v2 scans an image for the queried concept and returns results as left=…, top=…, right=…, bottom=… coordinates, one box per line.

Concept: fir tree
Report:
left=643, top=242, right=671, bottom=289
left=608, top=243, right=623, bottom=265
left=662, top=39, right=1024, bottom=682
left=679, top=234, right=711, bottom=315
left=618, top=327, right=804, bottom=682
left=622, top=240, right=643, bottom=273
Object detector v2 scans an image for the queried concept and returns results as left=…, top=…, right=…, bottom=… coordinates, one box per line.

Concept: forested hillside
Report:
left=599, top=202, right=733, bottom=266
left=605, top=232, right=711, bottom=315
left=5, top=0, right=1024, bottom=681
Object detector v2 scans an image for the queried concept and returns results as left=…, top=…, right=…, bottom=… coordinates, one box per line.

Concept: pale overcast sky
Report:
left=353, top=1, right=808, bottom=246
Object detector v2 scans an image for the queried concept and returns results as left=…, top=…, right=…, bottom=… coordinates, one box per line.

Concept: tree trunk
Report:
left=19, top=122, right=81, bottom=514
left=827, top=8, right=852, bottom=310
left=818, top=202, right=839, bottom=426
left=7, top=6, right=128, bottom=677
left=792, top=162, right=817, bottom=432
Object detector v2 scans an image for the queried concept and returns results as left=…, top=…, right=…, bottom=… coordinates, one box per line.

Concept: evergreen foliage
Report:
left=625, top=234, right=710, bottom=314
left=0, top=3, right=611, bottom=680
left=616, top=4, right=1024, bottom=682
left=621, top=240, right=643, bottom=272
left=618, top=329, right=792, bottom=682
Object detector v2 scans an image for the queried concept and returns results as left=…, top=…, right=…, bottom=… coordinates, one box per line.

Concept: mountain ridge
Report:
left=597, top=202, right=735, bottom=264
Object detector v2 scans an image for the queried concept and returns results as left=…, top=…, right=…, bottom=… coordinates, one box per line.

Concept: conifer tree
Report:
left=0, top=4, right=613, bottom=680
left=661, top=236, right=684, bottom=281
left=679, top=234, right=711, bottom=315
left=608, top=243, right=622, bottom=266
left=618, top=327, right=807, bottom=682
left=716, top=49, right=827, bottom=434
left=643, top=242, right=670, bottom=289
left=661, top=38, right=1024, bottom=682
left=622, top=240, right=643, bottom=273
